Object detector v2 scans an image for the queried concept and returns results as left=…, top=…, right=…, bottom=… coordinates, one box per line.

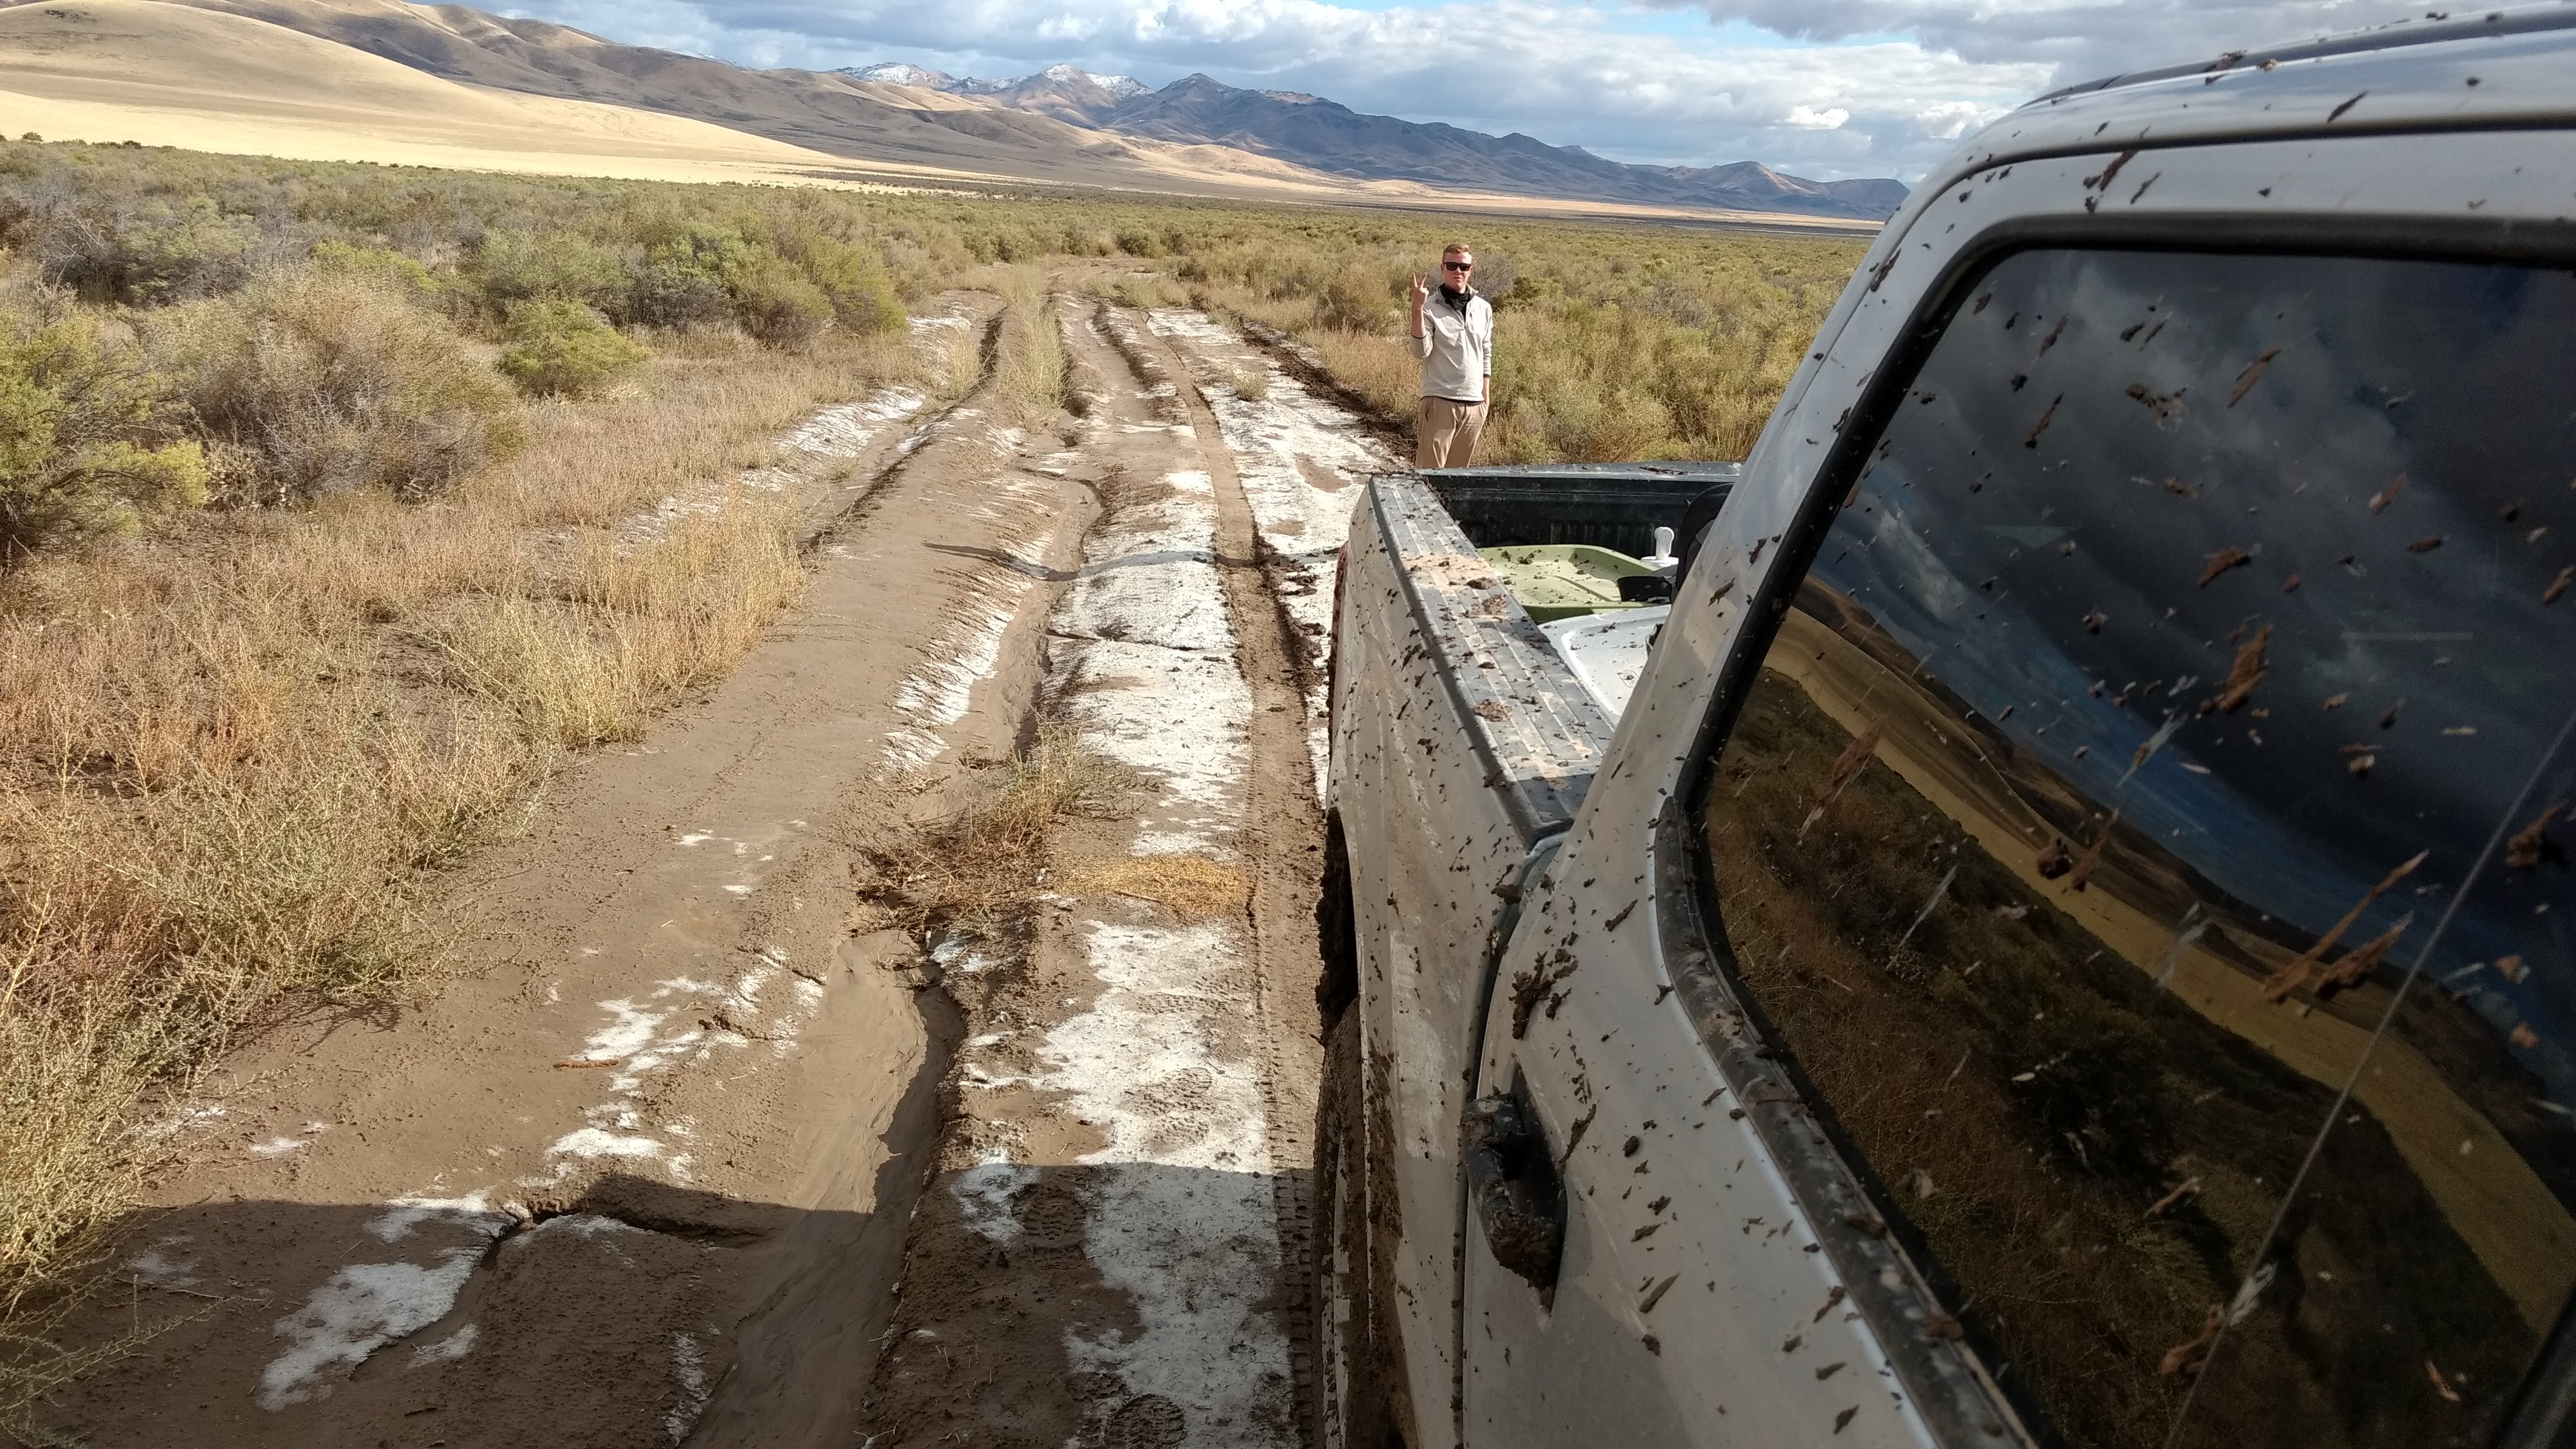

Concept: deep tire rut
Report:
left=856, top=291, right=1337, bottom=1449
left=1148, top=310, right=1333, bottom=1441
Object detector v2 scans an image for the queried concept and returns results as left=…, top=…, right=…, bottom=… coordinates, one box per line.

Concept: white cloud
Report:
left=1662, top=0, right=2410, bottom=81
left=494, top=0, right=2430, bottom=179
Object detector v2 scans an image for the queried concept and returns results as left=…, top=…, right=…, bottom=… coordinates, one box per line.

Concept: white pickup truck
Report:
left=1311, top=13, right=2576, bottom=1448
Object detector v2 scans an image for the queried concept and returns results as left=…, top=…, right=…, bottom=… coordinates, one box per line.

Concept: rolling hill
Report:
left=131, top=0, right=1327, bottom=192
left=0, top=0, right=1902, bottom=222
left=0, top=0, right=888, bottom=186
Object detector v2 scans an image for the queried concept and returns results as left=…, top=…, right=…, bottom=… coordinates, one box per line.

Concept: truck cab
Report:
left=1314, top=13, right=2576, bottom=1447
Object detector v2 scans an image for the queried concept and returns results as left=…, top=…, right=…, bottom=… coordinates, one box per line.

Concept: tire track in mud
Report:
left=860, top=296, right=1392, bottom=1448
left=1140, top=307, right=1400, bottom=1443
left=863, top=299, right=1292, bottom=1448
left=1225, top=318, right=1410, bottom=461
left=1140, top=309, right=1396, bottom=795
left=31, top=297, right=1105, bottom=1449
left=1135, top=305, right=1382, bottom=1434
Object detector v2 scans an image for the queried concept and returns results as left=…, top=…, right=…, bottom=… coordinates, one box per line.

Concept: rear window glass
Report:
left=1698, top=248, right=2576, bottom=1447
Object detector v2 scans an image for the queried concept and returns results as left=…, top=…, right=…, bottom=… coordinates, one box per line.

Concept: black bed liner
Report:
left=1418, top=461, right=1738, bottom=557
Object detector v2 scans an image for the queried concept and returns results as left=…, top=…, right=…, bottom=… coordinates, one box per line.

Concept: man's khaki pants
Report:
left=1415, top=396, right=1488, bottom=468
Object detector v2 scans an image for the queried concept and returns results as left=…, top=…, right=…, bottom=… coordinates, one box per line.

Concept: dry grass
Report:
left=991, top=266, right=1070, bottom=429
left=440, top=514, right=799, bottom=750
left=1059, top=854, right=1251, bottom=922
left=485, top=329, right=940, bottom=528
left=1300, top=328, right=1415, bottom=423
left=917, top=314, right=983, bottom=402
left=855, top=726, right=1143, bottom=939
left=1177, top=225, right=1863, bottom=463
left=854, top=721, right=1247, bottom=943
left=0, top=322, right=941, bottom=1420
left=151, top=269, right=523, bottom=505
left=1084, top=271, right=1193, bottom=313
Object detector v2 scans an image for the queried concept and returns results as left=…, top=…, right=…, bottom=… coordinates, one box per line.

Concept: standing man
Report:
left=1409, top=243, right=1493, bottom=468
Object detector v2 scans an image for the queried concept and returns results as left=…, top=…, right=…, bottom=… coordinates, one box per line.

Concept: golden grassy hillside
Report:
left=0, top=0, right=936, bottom=187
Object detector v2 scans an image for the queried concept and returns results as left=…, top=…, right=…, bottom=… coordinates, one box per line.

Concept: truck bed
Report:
left=1322, top=468, right=1723, bottom=1437
left=1418, top=461, right=1736, bottom=560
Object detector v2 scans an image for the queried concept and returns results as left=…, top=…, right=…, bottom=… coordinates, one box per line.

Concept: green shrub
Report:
left=824, top=258, right=903, bottom=335
left=629, top=222, right=755, bottom=330
left=499, top=300, right=648, bottom=397
left=629, top=252, right=731, bottom=330
left=776, top=226, right=903, bottom=335
left=1318, top=263, right=1396, bottom=333
left=468, top=229, right=627, bottom=315
left=30, top=193, right=257, bottom=305
left=154, top=271, right=520, bottom=503
left=0, top=304, right=207, bottom=558
left=731, top=254, right=832, bottom=349
left=311, top=239, right=443, bottom=302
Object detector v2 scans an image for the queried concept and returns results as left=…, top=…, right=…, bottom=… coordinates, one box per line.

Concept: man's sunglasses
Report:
left=1442, top=261, right=1474, bottom=271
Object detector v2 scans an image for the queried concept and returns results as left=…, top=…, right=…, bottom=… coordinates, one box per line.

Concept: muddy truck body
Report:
left=1311, top=15, right=2576, bottom=1448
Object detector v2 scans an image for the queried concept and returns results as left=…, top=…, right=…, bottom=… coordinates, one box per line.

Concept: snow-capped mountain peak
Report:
left=841, top=61, right=953, bottom=88
left=1037, top=64, right=1147, bottom=97
left=844, top=60, right=1150, bottom=102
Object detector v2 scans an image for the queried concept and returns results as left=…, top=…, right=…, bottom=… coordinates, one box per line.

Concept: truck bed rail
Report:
left=1368, top=476, right=1616, bottom=839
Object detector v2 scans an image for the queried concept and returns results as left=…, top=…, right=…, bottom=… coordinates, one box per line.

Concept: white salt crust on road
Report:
left=259, top=1193, right=512, bottom=1409
left=1058, top=923, right=1285, bottom=1444
left=784, top=386, right=927, bottom=457
left=633, top=366, right=938, bottom=544
left=1049, top=465, right=1248, bottom=855
left=1144, top=310, right=1397, bottom=792
left=1066, top=643, right=1252, bottom=859
left=945, top=425, right=1292, bottom=1439
left=1052, top=467, right=1230, bottom=655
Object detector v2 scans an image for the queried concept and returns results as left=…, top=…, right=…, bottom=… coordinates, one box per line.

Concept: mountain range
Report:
left=0, top=0, right=1902, bottom=222
left=846, top=63, right=1909, bottom=220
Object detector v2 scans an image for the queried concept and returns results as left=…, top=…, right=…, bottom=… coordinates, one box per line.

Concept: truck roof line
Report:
left=2035, top=3, right=2576, bottom=106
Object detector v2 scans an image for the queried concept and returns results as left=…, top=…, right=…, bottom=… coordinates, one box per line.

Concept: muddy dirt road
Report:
left=32, top=283, right=1395, bottom=1449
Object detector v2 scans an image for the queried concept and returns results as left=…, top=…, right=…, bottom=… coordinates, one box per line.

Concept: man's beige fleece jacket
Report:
left=1412, top=287, right=1494, bottom=402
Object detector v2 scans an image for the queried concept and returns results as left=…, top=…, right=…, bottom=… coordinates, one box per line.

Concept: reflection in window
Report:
left=1700, top=250, right=2576, bottom=1447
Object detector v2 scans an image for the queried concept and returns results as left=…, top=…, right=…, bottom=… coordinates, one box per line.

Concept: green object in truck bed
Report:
left=1478, top=544, right=1658, bottom=622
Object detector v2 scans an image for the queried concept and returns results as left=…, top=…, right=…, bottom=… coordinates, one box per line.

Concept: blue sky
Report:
left=493, top=1, right=2435, bottom=181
